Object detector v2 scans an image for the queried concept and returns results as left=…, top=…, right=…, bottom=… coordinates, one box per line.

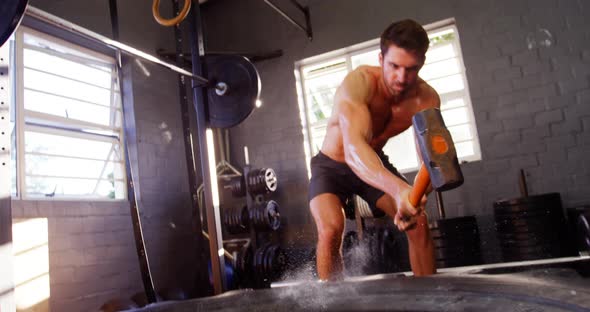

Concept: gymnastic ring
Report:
left=152, top=0, right=191, bottom=27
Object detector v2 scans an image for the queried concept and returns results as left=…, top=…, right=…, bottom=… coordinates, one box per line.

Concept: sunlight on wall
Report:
left=0, top=243, right=15, bottom=311
left=12, top=218, right=50, bottom=311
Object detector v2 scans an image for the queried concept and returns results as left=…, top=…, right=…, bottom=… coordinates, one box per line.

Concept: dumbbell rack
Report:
left=222, top=162, right=284, bottom=289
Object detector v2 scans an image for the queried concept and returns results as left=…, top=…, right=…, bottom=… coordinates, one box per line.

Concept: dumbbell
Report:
left=249, top=200, right=281, bottom=231
left=223, top=205, right=250, bottom=234
left=225, top=168, right=278, bottom=197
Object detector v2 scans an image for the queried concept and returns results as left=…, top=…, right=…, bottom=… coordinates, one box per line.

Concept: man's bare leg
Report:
left=375, top=194, right=436, bottom=276
left=310, top=193, right=346, bottom=281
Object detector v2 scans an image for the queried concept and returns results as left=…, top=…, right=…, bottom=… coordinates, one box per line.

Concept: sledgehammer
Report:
left=409, top=108, right=464, bottom=207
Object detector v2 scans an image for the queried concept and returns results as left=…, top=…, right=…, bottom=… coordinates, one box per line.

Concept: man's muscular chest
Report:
left=368, top=98, right=415, bottom=140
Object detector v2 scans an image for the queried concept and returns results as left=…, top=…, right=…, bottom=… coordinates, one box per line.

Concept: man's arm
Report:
left=336, top=70, right=419, bottom=222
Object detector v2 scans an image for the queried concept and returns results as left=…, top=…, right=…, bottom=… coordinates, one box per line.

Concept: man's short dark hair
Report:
left=380, top=19, right=429, bottom=57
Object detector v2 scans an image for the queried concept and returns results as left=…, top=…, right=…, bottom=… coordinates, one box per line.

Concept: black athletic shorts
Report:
left=308, top=150, right=408, bottom=218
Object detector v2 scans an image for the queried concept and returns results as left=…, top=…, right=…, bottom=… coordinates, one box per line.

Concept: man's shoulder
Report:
left=416, top=79, right=441, bottom=108
left=351, top=65, right=379, bottom=78
left=339, top=66, right=379, bottom=99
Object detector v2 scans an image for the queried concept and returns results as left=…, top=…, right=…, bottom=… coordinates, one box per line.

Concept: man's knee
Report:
left=310, top=193, right=345, bottom=243
left=317, top=222, right=344, bottom=244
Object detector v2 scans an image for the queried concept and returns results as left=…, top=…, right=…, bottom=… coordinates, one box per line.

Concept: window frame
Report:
left=295, top=18, right=481, bottom=178
left=11, top=26, right=128, bottom=201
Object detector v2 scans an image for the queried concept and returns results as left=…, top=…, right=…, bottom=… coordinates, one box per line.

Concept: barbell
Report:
left=0, top=1, right=261, bottom=129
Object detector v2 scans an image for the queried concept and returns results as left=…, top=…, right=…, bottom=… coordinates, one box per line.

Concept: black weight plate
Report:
left=262, top=243, right=274, bottom=276
left=256, top=245, right=265, bottom=286
left=501, top=252, right=558, bottom=262
left=436, top=257, right=482, bottom=268
left=380, top=228, right=395, bottom=260
left=0, top=0, right=27, bottom=47
left=257, top=204, right=264, bottom=229
left=494, top=206, right=561, bottom=216
left=237, top=246, right=251, bottom=287
left=274, top=247, right=287, bottom=278
left=493, top=203, right=563, bottom=214
left=493, top=193, right=561, bottom=208
left=499, top=221, right=565, bottom=233
left=377, top=229, right=385, bottom=260
left=432, top=236, right=480, bottom=249
left=241, top=245, right=252, bottom=274
left=430, top=227, right=479, bottom=239
left=435, top=244, right=481, bottom=255
left=343, top=231, right=358, bottom=252
left=272, top=246, right=286, bottom=279
left=496, top=232, right=557, bottom=244
left=430, top=224, right=479, bottom=237
left=204, top=55, right=261, bottom=128
left=494, top=215, right=557, bottom=227
left=435, top=248, right=481, bottom=261
left=511, top=246, right=562, bottom=256
left=437, top=256, right=480, bottom=268
left=252, top=245, right=261, bottom=277
left=499, top=239, right=558, bottom=250
left=240, top=205, right=249, bottom=229
left=495, top=220, right=554, bottom=233
left=269, top=245, right=279, bottom=276
left=265, top=200, right=281, bottom=231
left=500, top=244, right=559, bottom=256
left=262, top=243, right=272, bottom=276
left=264, top=244, right=274, bottom=276
left=495, top=212, right=563, bottom=223
left=231, top=207, right=238, bottom=230
left=254, top=244, right=266, bottom=284
left=494, top=209, right=562, bottom=221
left=502, top=253, right=548, bottom=262
left=434, top=240, right=481, bottom=251
left=495, top=223, right=556, bottom=235
left=436, top=250, right=482, bottom=261
left=267, top=245, right=277, bottom=278
left=430, top=216, right=478, bottom=231
left=269, top=246, right=283, bottom=281
left=577, top=212, right=590, bottom=251
left=252, top=205, right=260, bottom=228
left=497, top=225, right=565, bottom=239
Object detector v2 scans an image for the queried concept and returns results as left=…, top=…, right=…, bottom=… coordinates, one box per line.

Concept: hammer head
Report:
left=412, top=108, right=464, bottom=191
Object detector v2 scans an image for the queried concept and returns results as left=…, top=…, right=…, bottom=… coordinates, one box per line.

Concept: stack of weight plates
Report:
left=567, top=206, right=590, bottom=255
left=577, top=210, right=590, bottom=253
left=430, top=216, right=483, bottom=268
left=494, top=193, right=570, bottom=262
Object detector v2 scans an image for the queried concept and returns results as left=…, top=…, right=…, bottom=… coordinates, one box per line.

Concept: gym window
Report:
left=8, top=27, right=127, bottom=200
left=295, top=19, right=481, bottom=177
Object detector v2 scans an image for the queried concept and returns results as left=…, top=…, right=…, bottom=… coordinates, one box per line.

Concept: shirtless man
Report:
left=308, top=19, right=439, bottom=280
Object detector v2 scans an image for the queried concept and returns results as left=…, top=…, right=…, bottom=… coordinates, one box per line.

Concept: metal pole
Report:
left=263, top=0, right=308, bottom=36
left=25, top=5, right=212, bottom=86
left=435, top=191, right=446, bottom=220
left=519, top=169, right=529, bottom=198
left=188, top=1, right=226, bottom=294
left=108, top=0, right=157, bottom=303
left=170, top=0, right=209, bottom=296
left=264, top=0, right=312, bottom=40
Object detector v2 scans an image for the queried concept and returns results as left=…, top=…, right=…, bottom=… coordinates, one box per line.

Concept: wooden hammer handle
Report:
left=409, top=164, right=430, bottom=207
